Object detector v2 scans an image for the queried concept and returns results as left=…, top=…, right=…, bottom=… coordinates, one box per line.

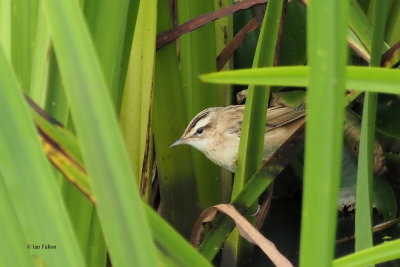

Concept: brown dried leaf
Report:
left=191, top=204, right=293, bottom=267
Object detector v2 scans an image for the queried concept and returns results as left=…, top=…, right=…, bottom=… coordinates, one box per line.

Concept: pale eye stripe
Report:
left=184, top=110, right=212, bottom=135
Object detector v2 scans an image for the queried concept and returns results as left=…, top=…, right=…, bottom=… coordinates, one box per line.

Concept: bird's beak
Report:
left=170, top=137, right=186, bottom=148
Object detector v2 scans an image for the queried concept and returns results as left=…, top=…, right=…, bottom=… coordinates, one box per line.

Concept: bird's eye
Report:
left=196, top=127, right=204, bottom=135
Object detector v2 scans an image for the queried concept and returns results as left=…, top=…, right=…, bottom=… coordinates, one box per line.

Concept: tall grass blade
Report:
left=299, top=0, right=348, bottom=266
left=200, top=66, right=400, bottom=95
left=84, top=0, right=130, bottom=108
left=0, top=0, right=11, bottom=61
left=41, top=0, right=158, bottom=265
left=153, top=0, right=199, bottom=237
left=10, top=0, right=38, bottom=93
left=116, top=1, right=140, bottom=113
left=59, top=2, right=119, bottom=266
left=120, top=0, right=158, bottom=183
left=0, top=48, right=84, bottom=266
left=0, top=174, right=38, bottom=267
left=233, top=0, right=283, bottom=201
left=225, top=1, right=284, bottom=265
left=355, top=0, right=388, bottom=253
left=29, top=4, right=50, bottom=107
left=177, top=0, right=224, bottom=208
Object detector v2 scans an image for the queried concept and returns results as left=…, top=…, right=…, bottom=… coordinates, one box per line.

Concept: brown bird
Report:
left=171, top=105, right=306, bottom=172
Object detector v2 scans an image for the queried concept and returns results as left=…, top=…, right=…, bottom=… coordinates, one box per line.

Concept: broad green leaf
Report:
left=153, top=0, right=199, bottom=237
left=119, top=0, right=158, bottom=184
left=10, top=0, right=38, bottom=93
left=27, top=96, right=212, bottom=267
left=299, top=1, right=348, bottom=267
left=0, top=48, right=85, bottom=266
left=116, top=1, right=140, bottom=112
left=41, top=0, right=158, bottom=266
left=200, top=66, right=400, bottom=95
left=29, top=4, right=51, bottom=107
left=84, top=0, right=130, bottom=108
left=177, top=0, right=224, bottom=208
left=0, top=174, right=38, bottom=267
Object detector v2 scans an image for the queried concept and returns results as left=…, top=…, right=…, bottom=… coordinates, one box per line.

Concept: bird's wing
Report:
left=266, top=106, right=306, bottom=131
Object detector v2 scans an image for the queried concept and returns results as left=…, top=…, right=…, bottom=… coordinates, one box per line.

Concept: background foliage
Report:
left=0, top=0, right=400, bottom=266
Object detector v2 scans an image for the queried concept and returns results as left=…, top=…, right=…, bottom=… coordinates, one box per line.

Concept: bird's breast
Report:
left=204, top=137, right=239, bottom=172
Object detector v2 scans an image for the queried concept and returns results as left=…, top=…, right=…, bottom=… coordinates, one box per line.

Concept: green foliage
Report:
left=177, top=0, right=224, bottom=208
left=0, top=174, right=39, bottom=267
left=119, top=0, right=158, bottom=183
left=300, top=1, right=349, bottom=266
left=355, top=0, right=388, bottom=252
left=1, top=0, right=400, bottom=266
left=0, top=48, right=85, bottom=266
left=227, top=0, right=284, bottom=264
left=153, top=0, right=199, bottom=237
left=41, top=0, right=158, bottom=265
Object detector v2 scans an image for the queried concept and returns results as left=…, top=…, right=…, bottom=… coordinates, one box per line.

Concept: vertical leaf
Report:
left=355, top=0, right=388, bottom=252
left=29, top=93, right=213, bottom=267
left=299, top=0, right=348, bottom=266
left=349, top=0, right=373, bottom=53
left=84, top=0, right=130, bottom=108
left=0, top=48, right=85, bottom=266
left=0, top=0, right=11, bottom=61
left=29, top=4, right=51, bottom=107
left=10, top=0, right=38, bottom=93
left=41, top=0, right=159, bottom=265
left=0, top=174, right=37, bottom=267
left=116, top=1, right=140, bottom=113
left=177, top=0, right=223, bottom=208
left=225, top=1, right=284, bottom=265
left=153, top=0, right=199, bottom=237
left=119, top=0, right=158, bottom=183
